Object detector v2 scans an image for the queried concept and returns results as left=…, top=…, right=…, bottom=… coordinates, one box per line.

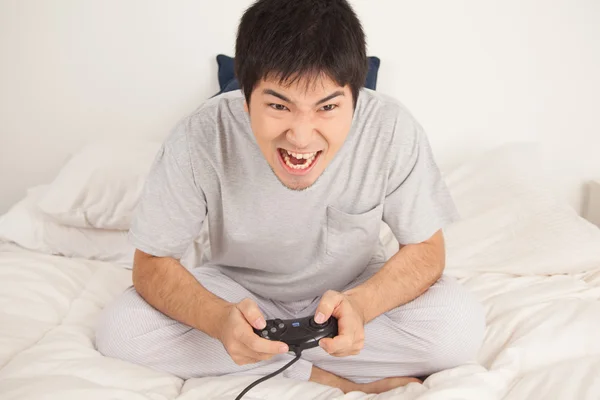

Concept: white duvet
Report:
left=1, top=144, right=600, bottom=400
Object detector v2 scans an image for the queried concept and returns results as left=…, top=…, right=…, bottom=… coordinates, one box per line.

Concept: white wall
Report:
left=1, top=0, right=599, bottom=214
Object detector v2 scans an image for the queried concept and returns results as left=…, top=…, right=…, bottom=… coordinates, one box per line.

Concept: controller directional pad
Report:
left=260, top=319, right=287, bottom=339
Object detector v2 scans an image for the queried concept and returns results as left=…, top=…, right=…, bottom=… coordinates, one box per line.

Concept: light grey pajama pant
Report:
left=95, top=263, right=485, bottom=383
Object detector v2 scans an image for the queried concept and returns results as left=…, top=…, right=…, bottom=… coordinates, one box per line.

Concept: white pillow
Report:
left=37, top=140, right=162, bottom=230
left=443, top=142, right=600, bottom=276
left=0, top=186, right=134, bottom=266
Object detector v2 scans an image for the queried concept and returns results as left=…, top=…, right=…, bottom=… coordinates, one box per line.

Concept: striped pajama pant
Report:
left=95, top=263, right=486, bottom=383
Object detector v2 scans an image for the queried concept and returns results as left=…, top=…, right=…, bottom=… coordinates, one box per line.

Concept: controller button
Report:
left=278, top=323, right=285, bottom=329
left=309, top=317, right=329, bottom=329
left=261, top=330, right=269, bottom=337
left=270, top=327, right=277, bottom=333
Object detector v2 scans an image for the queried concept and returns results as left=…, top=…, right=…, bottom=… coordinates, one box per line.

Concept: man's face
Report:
left=244, top=74, right=354, bottom=191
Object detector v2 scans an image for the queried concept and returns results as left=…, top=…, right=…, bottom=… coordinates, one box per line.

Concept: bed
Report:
left=1, top=142, right=600, bottom=400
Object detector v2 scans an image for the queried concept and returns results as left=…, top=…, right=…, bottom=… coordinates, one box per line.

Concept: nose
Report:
left=286, top=115, right=314, bottom=149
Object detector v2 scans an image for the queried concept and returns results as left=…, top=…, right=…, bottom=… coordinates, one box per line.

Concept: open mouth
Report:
left=277, top=148, right=322, bottom=174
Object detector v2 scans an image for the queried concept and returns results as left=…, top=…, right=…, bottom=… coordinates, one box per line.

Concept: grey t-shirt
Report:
left=129, top=88, right=459, bottom=302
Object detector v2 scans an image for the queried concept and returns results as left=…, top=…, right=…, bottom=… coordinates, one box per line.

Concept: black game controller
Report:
left=253, top=316, right=338, bottom=352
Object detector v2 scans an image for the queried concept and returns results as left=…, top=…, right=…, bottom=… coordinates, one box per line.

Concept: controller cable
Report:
left=234, top=347, right=303, bottom=400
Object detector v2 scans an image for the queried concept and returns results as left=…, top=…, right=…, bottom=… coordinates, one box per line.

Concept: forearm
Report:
left=131, top=249, right=230, bottom=339
left=344, top=230, right=445, bottom=323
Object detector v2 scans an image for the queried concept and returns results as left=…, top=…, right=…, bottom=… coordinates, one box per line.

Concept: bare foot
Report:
left=360, top=376, right=422, bottom=394
left=309, top=366, right=421, bottom=394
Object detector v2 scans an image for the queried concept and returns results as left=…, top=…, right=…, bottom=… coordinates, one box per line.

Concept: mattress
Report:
left=1, top=240, right=599, bottom=400
left=2, top=143, right=600, bottom=399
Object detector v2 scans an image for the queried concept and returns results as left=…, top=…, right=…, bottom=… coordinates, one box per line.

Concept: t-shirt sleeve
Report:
left=128, top=124, right=207, bottom=259
left=383, top=112, right=460, bottom=245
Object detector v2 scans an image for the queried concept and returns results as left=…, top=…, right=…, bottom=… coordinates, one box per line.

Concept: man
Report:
left=96, top=0, right=485, bottom=394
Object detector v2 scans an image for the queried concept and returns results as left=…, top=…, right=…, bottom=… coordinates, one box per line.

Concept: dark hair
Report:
left=234, top=0, right=368, bottom=108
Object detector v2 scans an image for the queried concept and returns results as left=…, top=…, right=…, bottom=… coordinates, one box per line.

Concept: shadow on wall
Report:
left=582, top=180, right=600, bottom=227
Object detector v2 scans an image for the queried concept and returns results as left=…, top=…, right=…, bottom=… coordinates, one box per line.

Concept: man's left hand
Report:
left=314, top=290, right=366, bottom=357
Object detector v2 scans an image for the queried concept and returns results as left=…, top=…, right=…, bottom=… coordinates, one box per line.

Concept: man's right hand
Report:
left=216, top=298, right=289, bottom=365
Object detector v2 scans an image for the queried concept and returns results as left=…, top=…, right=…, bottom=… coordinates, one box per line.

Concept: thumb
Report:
left=315, top=290, right=340, bottom=324
left=237, top=298, right=267, bottom=330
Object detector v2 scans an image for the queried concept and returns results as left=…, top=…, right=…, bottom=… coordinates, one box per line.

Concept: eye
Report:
left=269, top=103, right=289, bottom=111
left=320, top=104, right=337, bottom=112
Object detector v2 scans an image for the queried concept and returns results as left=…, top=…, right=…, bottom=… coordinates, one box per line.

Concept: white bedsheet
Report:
left=1, top=240, right=599, bottom=400
left=2, top=144, right=600, bottom=399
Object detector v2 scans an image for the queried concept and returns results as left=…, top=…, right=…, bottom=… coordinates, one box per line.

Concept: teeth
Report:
left=285, top=150, right=316, bottom=160
left=283, top=153, right=317, bottom=170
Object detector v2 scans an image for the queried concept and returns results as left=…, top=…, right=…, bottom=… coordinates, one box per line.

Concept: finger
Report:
left=320, top=334, right=353, bottom=354
left=231, top=355, right=258, bottom=366
left=229, top=339, right=272, bottom=364
left=314, top=290, right=341, bottom=324
left=330, top=350, right=358, bottom=357
left=241, top=329, right=289, bottom=355
left=237, top=298, right=267, bottom=330
left=253, top=351, right=278, bottom=361
left=318, top=337, right=333, bottom=353
left=239, top=337, right=286, bottom=361
left=330, top=345, right=363, bottom=357
left=243, top=346, right=280, bottom=362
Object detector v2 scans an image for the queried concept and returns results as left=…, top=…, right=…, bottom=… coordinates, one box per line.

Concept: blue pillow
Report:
left=214, top=54, right=380, bottom=97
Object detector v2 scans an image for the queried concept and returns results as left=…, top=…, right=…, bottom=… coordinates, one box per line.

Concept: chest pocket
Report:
left=326, top=204, right=384, bottom=258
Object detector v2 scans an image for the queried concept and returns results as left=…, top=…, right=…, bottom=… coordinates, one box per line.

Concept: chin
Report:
left=277, top=173, right=318, bottom=191
left=270, top=164, right=324, bottom=191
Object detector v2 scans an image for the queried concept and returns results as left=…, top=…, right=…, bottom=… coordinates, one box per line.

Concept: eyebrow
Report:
left=263, top=89, right=345, bottom=106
